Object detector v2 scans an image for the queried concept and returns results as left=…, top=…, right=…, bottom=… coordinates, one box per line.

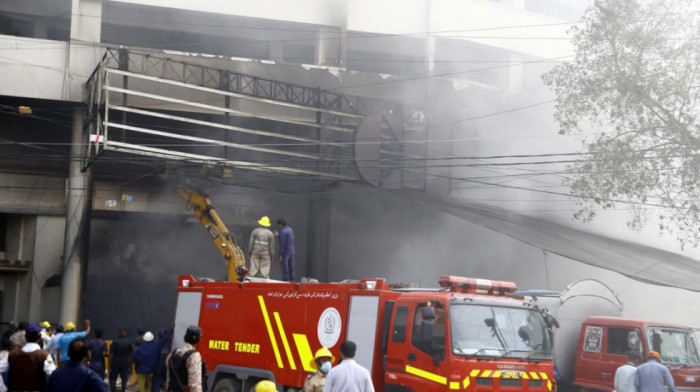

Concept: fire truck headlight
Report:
left=365, top=281, right=376, bottom=290
left=182, top=279, right=190, bottom=287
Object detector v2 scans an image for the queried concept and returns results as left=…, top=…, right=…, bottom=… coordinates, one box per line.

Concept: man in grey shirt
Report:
left=615, top=351, right=640, bottom=392
left=324, top=341, right=374, bottom=392
left=635, top=351, right=676, bottom=392
left=248, top=216, right=275, bottom=278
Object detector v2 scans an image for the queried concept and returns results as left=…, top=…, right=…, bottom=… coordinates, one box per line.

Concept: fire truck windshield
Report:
left=450, top=304, right=552, bottom=359
left=646, top=327, right=700, bottom=365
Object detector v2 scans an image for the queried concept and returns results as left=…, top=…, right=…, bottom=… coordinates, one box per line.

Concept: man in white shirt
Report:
left=323, top=341, right=374, bottom=392
left=615, top=351, right=640, bottom=392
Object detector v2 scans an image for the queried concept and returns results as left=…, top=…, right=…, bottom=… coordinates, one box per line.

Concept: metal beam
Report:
left=106, top=86, right=356, bottom=133
left=108, top=69, right=365, bottom=120
left=100, top=139, right=358, bottom=180
left=105, top=121, right=324, bottom=160
left=109, top=105, right=350, bottom=148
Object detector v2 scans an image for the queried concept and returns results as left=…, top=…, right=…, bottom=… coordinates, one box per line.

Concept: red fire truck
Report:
left=172, top=275, right=557, bottom=392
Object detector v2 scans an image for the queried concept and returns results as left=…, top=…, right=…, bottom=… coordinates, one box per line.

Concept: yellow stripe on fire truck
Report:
left=403, top=366, right=551, bottom=390
left=405, top=365, right=447, bottom=385
left=273, top=312, right=297, bottom=370
left=257, top=295, right=284, bottom=368
left=540, top=372, right=552, bottom=391
left=292, top=333, right=316, bottom=372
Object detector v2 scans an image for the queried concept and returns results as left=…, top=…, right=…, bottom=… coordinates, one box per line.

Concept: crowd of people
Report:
left=0, top=320, right=201, bottom=392
left=0, top=316, right=376, bottom=392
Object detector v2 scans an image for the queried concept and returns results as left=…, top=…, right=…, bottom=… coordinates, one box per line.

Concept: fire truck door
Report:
left=599, top=327, right=642, bottom=391
left=172, top=291, right=203, bottom=349
left=346, top=295, right=381, bottom=372
left=385, top=302, right=448, bottom=391
left=576, top=325, right=604, bottom=390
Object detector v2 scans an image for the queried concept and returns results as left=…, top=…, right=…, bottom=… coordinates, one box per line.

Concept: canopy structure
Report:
left=404, top=191, right=700, bottom=292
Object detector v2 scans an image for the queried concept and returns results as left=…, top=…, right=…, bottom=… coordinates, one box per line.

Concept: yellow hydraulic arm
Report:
left=179, top=186, right=247, bottom=282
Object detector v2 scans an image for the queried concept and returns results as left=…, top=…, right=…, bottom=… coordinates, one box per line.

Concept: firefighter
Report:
left=248, top=216, right=275, bottom=278
left=255, top=380, right=276, bottom=392
left=304, top=347, right=334, bottom=392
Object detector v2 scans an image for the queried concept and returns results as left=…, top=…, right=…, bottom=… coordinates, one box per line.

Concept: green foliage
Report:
left=543, top=0, right=700, bottom=248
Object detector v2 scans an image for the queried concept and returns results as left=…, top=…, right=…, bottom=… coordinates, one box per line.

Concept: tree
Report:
left=543, top=0, right=700, bottom=248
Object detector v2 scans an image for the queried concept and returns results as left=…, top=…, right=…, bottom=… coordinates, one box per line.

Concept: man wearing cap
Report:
left=304, top=347, right=334, bottom=392
left=57, top=319, right=90, bottom=365
left=324, top=340, right=374, bottom=392
left=635, top=351, right=676, bottom=392
left=0, top=323, right=56, bottom=392
left=248, top=216, right=275, bottom=278
left=40, top=322, right=52, bottom=348
left=132, top=328, right=173, bottom=392
left=166, top=326, right=205, bottom=392
left=47, top=338, right=108, bottom=392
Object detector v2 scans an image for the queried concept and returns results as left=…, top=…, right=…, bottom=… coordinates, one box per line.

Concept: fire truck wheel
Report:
left=213, top=377, right=241, bottom=392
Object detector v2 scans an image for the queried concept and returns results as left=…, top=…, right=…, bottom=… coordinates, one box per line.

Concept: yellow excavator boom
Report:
left=179, top=186, right=247, bottom=282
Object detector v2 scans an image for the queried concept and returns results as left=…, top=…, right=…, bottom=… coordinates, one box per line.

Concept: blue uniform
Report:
left=47, top=361, right=108, bottom=392
left=634, top=360, right=676, bottom=392
left=279, top=225, right=295, bottom=281
left=58, top=331, right=87, bottom=362
left=88, top=338, right=108, bottom=379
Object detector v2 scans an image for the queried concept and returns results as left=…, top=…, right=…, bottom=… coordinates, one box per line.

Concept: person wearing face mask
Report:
left=303, top=347, right=334, bottom=392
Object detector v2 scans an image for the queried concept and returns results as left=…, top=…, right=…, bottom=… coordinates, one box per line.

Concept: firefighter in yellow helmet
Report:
left=255, top=379, right=276, bottom=392
left=304, top=347, right=335, bottom=392
left=248, top=216, right=275, bottom=278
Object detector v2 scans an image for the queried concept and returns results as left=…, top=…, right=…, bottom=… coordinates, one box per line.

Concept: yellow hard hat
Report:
left=65, top=322, right=76, bottom=331
left=255, top=380, right=276, bottom=392
left=309, top=346, right=335, bottom=370
left=258, top=216, right=271, bottom=227
left=41, top=321, right=51, bottom=329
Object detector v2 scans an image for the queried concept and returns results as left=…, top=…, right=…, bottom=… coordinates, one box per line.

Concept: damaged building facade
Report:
left=0, top=0, right=698, bottom=335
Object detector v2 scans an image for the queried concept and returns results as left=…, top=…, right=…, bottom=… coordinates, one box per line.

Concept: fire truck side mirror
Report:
left=549, top=315, right=560, bottom=329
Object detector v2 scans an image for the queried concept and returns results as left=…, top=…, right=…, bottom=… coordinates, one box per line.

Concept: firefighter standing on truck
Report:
left=166, top=326, right=205, bottom=392
left=304, top=347, right=334, bottom=392
left=248, top=216, right=275, bottom=278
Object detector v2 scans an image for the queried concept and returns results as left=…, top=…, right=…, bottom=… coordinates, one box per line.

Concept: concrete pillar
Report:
left=59, top=108, right=92, bottom=325
left=70, top=0, right=102, bottom=42
left=306, top=194, right=331, bottom=282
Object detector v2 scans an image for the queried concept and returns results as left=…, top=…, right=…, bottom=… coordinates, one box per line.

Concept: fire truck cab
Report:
left=172, top=275, right=556, bottom=392
left=573, top=317, right=700, bottom=392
